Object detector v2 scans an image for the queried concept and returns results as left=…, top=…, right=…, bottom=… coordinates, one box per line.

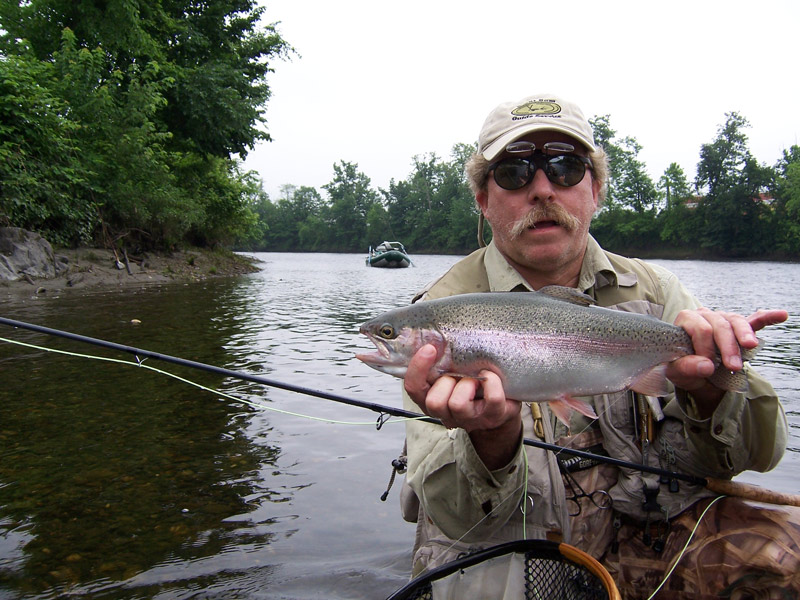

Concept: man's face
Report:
left=476, top=131, right=600, bottom=287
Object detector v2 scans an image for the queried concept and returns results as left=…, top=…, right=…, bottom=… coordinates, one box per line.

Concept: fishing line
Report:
left=645, top=495, right=726, bottom=600
left=0, top=317, right=707, bottom=486
left=0, top=316, right=435, bottom=425
left=0, top=335, right=418, bottom=428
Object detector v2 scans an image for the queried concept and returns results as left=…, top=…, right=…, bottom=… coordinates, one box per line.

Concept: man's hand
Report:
left=667, top=307, right=788, bottom=416
left=404, top=344, right=522, bottom=469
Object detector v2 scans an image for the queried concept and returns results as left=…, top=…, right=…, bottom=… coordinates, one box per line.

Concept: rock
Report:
left=0, top=227, right=68, bottom=282
left=66, top=273, right=85, bottom=287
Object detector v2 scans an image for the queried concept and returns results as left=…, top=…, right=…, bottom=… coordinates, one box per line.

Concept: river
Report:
left=0, top=253, right=798, bottom=599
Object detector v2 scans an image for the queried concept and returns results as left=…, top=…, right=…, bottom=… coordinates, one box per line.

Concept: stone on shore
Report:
left=0, top=227, right=68, bottom=282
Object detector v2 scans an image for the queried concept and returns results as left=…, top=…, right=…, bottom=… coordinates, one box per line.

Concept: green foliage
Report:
left=590, top=115, right=658, bottom=212
left=323, top=161, right=379, bottom=252
left=240, top=145, right=478, bottom=254
left=657, top=163, right=700, bottom=247
left=767, top=146, right=800, bottom=255
left=692, top=113, right=773, bottom=256
left=242, top=121, right=796, bottom=260
left=0, top=0, right=290, bottom=250
left=3, top=1, right=795, bottom=261
left=382, top=146, right=477, bottom=253
left=0, top=48, right=95, bottom=245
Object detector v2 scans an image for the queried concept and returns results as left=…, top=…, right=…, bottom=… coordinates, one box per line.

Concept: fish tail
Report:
left=741, top=338, right=764, bottom=363
left=708, top=367, right=748, bottom=393
left=706, top=337, right=763, bottom=393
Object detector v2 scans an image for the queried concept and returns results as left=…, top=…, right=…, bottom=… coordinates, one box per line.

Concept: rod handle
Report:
left=705, top=477, right=800, bottom=507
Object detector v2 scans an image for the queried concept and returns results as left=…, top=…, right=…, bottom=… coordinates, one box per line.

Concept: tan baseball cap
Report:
left=478, top=94, right=596, bottom=161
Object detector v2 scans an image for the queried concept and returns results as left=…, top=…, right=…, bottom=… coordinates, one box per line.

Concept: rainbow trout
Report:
left=356, top=287, right=756, bottom=422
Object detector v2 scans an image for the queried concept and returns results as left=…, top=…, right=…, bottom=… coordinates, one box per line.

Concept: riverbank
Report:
left=0, top=246, right=262, bottom=300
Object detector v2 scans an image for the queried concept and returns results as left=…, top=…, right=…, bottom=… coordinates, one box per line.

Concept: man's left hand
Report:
left=666, top=307, right=788, bottom=415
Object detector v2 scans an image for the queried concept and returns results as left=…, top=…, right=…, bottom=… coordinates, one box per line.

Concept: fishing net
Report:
left=387, top=540, right=620, bottom=600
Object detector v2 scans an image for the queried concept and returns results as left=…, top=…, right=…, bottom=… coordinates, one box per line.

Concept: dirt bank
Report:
left=1, top=247, right=262, bottom=300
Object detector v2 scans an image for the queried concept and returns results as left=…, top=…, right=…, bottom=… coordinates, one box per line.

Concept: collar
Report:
left=484, top=241, right=533, bottom=292
left=483, top=235, right=637, bottom=293
left=577, top=235, right=638, bottom=292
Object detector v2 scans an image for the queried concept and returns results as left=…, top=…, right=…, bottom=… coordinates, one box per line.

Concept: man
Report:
left=399, top=94, right=799, bottom=597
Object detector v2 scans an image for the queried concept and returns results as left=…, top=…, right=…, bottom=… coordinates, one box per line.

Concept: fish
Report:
left=356, top=287, right=758, bottom=424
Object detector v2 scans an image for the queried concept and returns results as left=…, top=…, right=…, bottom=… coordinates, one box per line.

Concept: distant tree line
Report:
left=3, top=2, right=799, bottom=260
left=242, top=112, right=800, bottom=260
left=1, top=0, right=289, bottom=249
left=241, top=144, right=481, bottom=254
left=589, top=113, right=800, bottom=259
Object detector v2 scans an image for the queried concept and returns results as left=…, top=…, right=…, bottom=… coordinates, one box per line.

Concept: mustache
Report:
left=509, top=204, right=582, bottom=239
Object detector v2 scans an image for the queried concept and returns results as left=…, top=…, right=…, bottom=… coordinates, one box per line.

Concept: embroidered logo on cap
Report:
left=511, top=101, right=562, bottom=117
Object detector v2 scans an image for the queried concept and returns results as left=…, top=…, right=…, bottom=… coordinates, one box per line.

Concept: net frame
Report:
left=386, top=539, right=621, bottom=600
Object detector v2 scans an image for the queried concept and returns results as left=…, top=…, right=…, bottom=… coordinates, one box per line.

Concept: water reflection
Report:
left=0, top=283, right=287, bottom=598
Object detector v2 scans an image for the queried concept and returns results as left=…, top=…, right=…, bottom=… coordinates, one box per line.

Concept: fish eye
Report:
left=378, top=324, right=396, bottom=339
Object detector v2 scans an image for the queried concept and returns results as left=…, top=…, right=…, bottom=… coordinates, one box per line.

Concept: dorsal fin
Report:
left=537, top=285, right=596, bottom=307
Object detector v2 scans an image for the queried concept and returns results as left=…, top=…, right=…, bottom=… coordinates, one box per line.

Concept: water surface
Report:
left=0, top=253, right=798, bottom=598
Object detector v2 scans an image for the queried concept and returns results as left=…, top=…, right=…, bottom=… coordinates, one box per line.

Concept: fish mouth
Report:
left=355, top=331, right=410, bottom=378
left=355, top=332, right=392, bottom=364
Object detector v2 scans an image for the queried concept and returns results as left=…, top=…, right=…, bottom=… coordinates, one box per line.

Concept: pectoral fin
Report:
left=547, top=396, right=598, bottom=428
left=630, top=364, right=671, bottom=397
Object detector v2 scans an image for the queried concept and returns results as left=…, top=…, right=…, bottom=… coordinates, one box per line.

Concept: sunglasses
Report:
left=488, top=141, right=593, bottom=190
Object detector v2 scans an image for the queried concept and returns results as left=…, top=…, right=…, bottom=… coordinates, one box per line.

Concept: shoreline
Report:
left=1, top=247, right=262, bottom=301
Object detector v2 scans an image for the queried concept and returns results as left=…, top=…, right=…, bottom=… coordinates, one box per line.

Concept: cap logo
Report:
left=511, top=101, right=561, bottom=117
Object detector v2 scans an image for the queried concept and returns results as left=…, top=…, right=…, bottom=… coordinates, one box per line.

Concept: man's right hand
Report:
left=404, top=344, right=523, bottom=469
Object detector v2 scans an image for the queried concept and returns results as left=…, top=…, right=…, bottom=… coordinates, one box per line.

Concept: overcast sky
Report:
left=244, top=0, right=800, bottom=201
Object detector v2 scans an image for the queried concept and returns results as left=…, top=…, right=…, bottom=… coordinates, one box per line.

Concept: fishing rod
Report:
left=2, top=315, right=800, bottom=507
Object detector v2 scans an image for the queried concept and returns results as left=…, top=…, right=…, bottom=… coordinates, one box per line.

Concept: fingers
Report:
left=404, top=344, right=439, bottom=407
left=447, top=371, right=511, bottom=429
left=407, top=358, right=519, bottom=432
left=747, top=309, right=788, bottom=332
left=675, top=307, right=750, bottom=372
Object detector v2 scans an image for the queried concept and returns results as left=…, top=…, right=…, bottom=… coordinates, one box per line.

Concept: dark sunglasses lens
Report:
left=493, top=159, right=533, bottom=190
left=545, top=155, right=586, bottom=187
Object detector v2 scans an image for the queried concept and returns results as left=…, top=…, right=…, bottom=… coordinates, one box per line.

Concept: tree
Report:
left=322, top=162, right=378, bottom=251
left=0, top=49, right=95, bottom=244
left=589, top=116, right=660, bottom=253
left=0, top=0, right=291, bottom=249
left=658, top=163, right=693, bottom=210
left=382, top=145, right=477, bottom=253
left=694, top=112, right=772, bottom=256
left=589, top=115, right=658, bottom=212
left=658, top=163, right=700, bottom=247
left=769, top=146, right=800, bottom=254
left=157, top=0, right=292, bottom=158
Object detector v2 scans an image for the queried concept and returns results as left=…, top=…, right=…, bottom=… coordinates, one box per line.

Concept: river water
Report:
left=0, top=253, right=798, bottom=599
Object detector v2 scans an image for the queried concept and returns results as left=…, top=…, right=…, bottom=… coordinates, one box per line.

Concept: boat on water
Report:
left=366, top=241, right=411, bottom=268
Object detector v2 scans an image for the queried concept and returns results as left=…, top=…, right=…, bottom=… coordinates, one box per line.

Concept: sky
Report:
left=244, top=0, right=800, bottom=201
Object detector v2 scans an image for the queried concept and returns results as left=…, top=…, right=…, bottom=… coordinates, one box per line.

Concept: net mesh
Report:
left=523, top=551, right=608, bottom=600
left=393, top=544, right=611, bottom=600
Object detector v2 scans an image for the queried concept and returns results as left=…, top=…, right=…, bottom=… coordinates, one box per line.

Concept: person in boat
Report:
left=399, top=93, right=800, bottom=597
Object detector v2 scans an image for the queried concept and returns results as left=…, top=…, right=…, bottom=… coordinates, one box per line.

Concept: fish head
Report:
left=356, top=308, right=446, bottom=379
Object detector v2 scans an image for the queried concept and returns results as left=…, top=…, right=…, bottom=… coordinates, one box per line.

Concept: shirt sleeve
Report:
left=402, top=388, right=528, bottom=541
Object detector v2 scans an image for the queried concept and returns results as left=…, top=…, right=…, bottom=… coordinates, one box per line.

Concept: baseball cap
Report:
left=478, top=94, right=596, bottom=161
